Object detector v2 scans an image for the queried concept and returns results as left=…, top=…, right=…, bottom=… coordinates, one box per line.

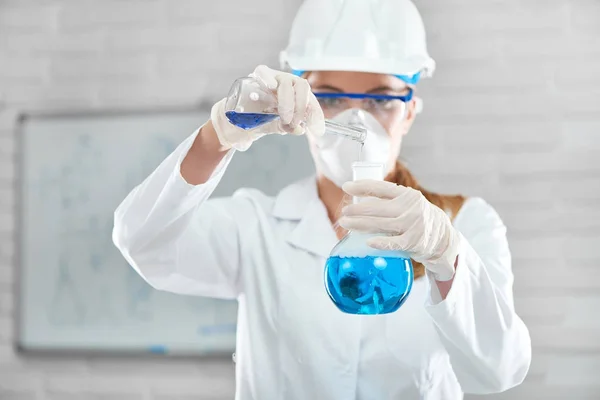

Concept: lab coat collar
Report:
left=272, top=176, right=338, bottom=258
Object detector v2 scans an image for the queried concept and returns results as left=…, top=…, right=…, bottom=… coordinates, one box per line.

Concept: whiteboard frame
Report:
left=13, top=105, right=235, bottom=359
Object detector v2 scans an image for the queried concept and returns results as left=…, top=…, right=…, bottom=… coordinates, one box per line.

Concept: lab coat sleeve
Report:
left=424, top=198, right=532, bottom=394
left=112, top=128, right=246, bottom=299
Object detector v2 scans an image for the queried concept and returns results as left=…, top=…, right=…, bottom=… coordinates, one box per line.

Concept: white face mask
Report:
left=310, top=109, right=391, bottom=188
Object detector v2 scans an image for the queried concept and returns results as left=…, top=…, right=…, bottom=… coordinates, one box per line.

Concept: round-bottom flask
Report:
left=324, top=162, right=414, bottom=315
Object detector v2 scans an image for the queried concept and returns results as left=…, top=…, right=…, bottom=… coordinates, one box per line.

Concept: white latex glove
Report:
left=211, top=65, right=325, bottom=151
left=338, top=180, right=461, bottom=281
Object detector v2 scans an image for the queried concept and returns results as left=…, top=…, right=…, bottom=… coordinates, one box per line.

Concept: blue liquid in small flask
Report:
left=225, top=111, right=278, bottom=130
left=324, top=162, right=414, bottom=315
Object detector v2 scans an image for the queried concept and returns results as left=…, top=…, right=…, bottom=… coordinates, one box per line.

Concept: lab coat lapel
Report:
left=272, top=177, right=338, bottom=258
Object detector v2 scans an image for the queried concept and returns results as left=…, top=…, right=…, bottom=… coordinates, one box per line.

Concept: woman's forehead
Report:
left=305, top=71, right=409, bottom=92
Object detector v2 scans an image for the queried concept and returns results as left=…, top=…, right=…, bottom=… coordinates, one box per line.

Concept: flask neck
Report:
left=351, top=161, right=384, bottom=204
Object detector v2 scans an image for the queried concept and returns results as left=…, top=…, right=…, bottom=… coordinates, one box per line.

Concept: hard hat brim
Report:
left=280, top=52, right=436, bottom=78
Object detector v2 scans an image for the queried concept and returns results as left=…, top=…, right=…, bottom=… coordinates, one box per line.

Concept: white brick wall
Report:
left=1, top=0, right=599, bottom=399
left=404, top=2, right=600, bottom=398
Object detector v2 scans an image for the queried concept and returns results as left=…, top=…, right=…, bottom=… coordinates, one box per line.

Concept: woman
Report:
left=113, top=0, right=531, bottom=398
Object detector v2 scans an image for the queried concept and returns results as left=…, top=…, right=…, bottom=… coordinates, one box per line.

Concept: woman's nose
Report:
left=345, top=98, right=364, bottom=111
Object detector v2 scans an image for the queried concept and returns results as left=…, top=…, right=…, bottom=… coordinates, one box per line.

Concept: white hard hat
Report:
left=280, top=0, right=435, bottom=83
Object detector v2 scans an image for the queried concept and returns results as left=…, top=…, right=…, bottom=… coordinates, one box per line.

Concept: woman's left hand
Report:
left=338, top=179, right=460, bottom=281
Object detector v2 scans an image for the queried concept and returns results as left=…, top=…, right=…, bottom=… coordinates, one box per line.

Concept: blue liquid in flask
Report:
left=225, top=111, right=278, bottom=130
left=325, top=255, right=413, bottom=315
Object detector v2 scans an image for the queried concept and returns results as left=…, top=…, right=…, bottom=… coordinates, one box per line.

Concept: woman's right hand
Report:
left=210, top=65, right=325, bottom=151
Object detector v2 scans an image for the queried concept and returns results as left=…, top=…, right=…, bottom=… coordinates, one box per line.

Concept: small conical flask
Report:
left=324, top=162, right=414, bottom=315
left=223, top=76, right=367, bottom=142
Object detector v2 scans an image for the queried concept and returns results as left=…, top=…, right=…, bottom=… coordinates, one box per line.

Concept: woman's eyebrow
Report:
left=312, top=85, right=344, bottom=92
left=367, top=85, right=409, bottom=93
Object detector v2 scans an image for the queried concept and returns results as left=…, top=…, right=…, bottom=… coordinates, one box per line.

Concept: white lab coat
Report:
left=113, top=129, right=531, bottom=400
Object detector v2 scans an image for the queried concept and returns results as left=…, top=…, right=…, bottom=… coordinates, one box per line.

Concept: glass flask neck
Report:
left=351, top=161, right=384, bottom=204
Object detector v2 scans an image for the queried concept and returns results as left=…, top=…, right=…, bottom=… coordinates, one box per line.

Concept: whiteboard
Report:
left=16, top=109, right=314, bottom=356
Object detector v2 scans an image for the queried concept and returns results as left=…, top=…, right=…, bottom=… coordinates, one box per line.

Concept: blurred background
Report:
left=1, top=0, right=600, bottom=399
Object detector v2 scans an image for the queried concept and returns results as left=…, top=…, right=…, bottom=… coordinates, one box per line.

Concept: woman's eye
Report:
left=374, top=99, right=394, bottom=106
left=365, top=98, right=395, bottom=110
left=317, top=97, right=344, bottom=109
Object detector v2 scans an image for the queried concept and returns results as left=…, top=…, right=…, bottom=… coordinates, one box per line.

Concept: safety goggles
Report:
left=313, top=89, right=413, bottom=119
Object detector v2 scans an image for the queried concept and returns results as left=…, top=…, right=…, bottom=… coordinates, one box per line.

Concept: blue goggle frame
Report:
left=313, top=89, right=414, bottom=103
